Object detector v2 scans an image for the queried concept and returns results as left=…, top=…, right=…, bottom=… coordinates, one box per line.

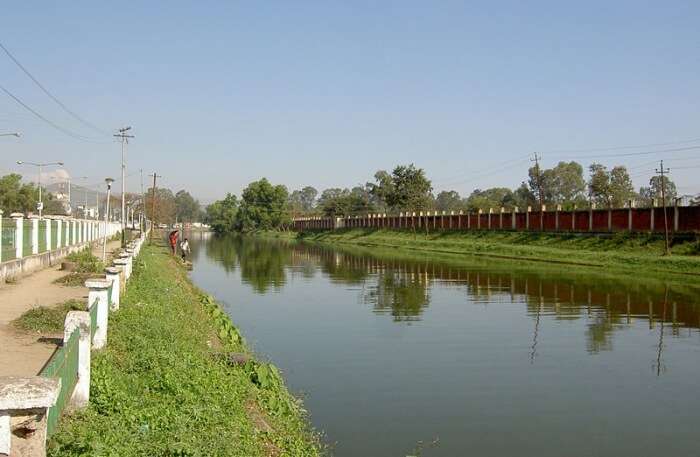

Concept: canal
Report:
left=188, top=233, right=700, bottom=457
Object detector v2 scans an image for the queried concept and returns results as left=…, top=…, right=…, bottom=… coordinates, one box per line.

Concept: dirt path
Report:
left=0, top=240, right=122, bottom=376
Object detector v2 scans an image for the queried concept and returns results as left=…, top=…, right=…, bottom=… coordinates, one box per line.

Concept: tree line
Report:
left=205, top=160, right=692, bottom=233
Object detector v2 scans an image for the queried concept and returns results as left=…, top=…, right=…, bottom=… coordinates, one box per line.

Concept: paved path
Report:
left=0, top=240, right=122, bottom=376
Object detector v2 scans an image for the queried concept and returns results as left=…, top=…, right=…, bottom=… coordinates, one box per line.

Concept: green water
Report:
left=189, top=233, right=700, bottom=457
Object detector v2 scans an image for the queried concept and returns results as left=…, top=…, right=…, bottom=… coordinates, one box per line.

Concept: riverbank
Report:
left=273, top=228, right=700, bottom=278
left=48, top=243, right=320, bottom=456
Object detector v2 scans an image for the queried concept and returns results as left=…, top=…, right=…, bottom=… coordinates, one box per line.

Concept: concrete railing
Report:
left=0, top=229, right=149, bottom=456
left=0, top=212, right=122, bottom=283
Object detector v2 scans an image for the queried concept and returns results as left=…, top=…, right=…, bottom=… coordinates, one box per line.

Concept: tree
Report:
left=235, top=178, right=289, bottom=231
left=206, top=193, right=238, bottom=234
left=435, top=190, right=463, bottom=212
left=317, top=187, right=375, bottom=217
left=382, top=164, right=433, bottom=211
left=588, top=164, right=634, bottom=208
left=0, top=173, right=67, bottom=215
left=174, top=190, right=201, bottom=222
left=639, top=175, right=678, bottom=206
left=608, top=166, right=635, bottom=208
left=513, top=182, right=536, bottom=209
left=145, top=187, right=176, bottom=224
left=527, top=161, right=586, bottom=208
left=288, top=186, right=318, bottom=216
left=465, top=187, right=515, bottom=211
left=367, top=170, right=394, bottom=210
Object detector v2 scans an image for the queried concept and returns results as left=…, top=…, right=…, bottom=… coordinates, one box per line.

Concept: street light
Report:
left=16, top=160, right=65, bottom=218
left=0, top=132, right=21, bottom=138
left=103, top=177, right=115, bottom=261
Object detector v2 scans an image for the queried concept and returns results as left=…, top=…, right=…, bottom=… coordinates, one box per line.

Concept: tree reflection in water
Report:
left=199, top=234, right=700, bottom=365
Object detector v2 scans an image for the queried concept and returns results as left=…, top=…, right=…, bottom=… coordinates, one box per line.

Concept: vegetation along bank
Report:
left=48, top=243, right=321, bottom=456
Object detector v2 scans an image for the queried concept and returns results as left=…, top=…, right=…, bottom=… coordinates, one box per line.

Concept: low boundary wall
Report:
left=292, top=203, right=700, bottom=234
left=0, top=226, right=150, bottom=456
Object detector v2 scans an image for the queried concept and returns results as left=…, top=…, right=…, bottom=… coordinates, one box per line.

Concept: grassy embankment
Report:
left=48, top=243, right=321, bottom=456
left=275, top=228, right=700, bottom=278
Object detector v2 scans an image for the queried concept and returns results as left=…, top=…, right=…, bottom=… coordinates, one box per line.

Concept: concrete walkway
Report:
left=0, top=240, right=122, bottom=376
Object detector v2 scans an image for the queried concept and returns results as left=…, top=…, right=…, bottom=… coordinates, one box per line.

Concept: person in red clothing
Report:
left=168, top=230, right=179, bottom=255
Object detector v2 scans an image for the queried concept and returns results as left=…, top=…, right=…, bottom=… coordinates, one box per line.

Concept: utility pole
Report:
left=114, top=126, right=134, bottom=247
left=140, top=168, right=146, bottom=232
left=531, top=152, right=544, bottom=230
left=655, top=160, right=671, bottom=255
left=148, top=172, right=162, bottom=243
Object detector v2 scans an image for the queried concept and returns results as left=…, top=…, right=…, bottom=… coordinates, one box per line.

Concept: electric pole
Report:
left=148, top=172, right=162, bottom=243
left=114, top=126, right=134, bottom=247
left=531, top=152, right=544, bottom=230
left=655, top=160, right=671, bottom=255
left=140, top=168, right=145, bottom=232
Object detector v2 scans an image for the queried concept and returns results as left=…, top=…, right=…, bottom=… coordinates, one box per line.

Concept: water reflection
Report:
left=190, top=233, right=700, bottom=456
left=199, top=234, right=700, bottom=359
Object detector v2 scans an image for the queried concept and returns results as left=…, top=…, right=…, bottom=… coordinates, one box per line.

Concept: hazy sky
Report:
left=1, top=1, right=699, bottom=203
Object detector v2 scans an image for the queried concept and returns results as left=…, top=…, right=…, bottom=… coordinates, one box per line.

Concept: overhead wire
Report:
left=0, top=83, right=112, bottom=143
left=542, top=136, right=700, bottom=154
left=0, top=41, right=110, bottom=137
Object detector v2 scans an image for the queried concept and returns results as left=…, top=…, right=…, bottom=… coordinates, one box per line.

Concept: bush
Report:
left=66, top=247, right=104, bottom=273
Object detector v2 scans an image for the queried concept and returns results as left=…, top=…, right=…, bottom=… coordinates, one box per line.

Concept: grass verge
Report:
left=278, top=228, right=700, bottom=278
left=12, top=299, right=85, bottom=333
left=48, top=244, right=321, bottom=456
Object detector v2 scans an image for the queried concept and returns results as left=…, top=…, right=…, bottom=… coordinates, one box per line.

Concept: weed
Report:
left=13, top=299, right=85, bottom=333
left=65, top=247, right=104, bottom=273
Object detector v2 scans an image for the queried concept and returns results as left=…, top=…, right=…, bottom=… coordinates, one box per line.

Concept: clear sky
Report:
left=1, top=1, right=699, bottom=203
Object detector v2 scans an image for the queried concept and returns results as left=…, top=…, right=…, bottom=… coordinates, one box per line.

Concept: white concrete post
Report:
left=30, top=216, right=39, bottom=255
left=45, top=218, right=52, bottom=251
left=500, top=207, right=504, bottom=229
left=526, top=206, right=531, bottom=230
left=589, top=203, right=596, bottom=231
left=0, top=376, right=60, bottom=457
left=11, top=214, right=23, bottom=259
left=113, top=259, right=128, bottom=292
left=477, top=209, right=482, bottom=229
left=64, top=311, right=91, bottom=408
left=555, top=204, right=561, bottom=231
left=628, top=200, right=634, bottom=231
left=72, top=220, right=77, bottom=246
left=85, top=279, right=111, bottom=349
left=120, top=252, right=133, bottom=279
left=674, top=198, right=680, bottom=232
left=55, top=218, right=62, bottom=248
left=105, top=267, right=121, bottom=311
left=488, top=208, right=493, bottom=229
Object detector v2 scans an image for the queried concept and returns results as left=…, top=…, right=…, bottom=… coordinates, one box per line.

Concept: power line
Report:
left=542, top=136, right=700, bottom=154
left=559, top=145, right=700, bottom=160
left=0, top=83, right=110, bottom=143
left=0, top=41, right=110, bottom=136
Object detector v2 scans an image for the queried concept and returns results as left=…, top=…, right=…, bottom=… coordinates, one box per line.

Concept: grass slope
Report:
left=49, top=244, right=320, bottom=457
left=289, top=229, right=700, bottom=277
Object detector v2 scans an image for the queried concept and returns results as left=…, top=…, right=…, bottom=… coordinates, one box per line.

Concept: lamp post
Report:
left=103, top=178, right=114, bottom=262
left=16, top=160, right=64, bottom=218
left=0, top=132, right=21, bottom=138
